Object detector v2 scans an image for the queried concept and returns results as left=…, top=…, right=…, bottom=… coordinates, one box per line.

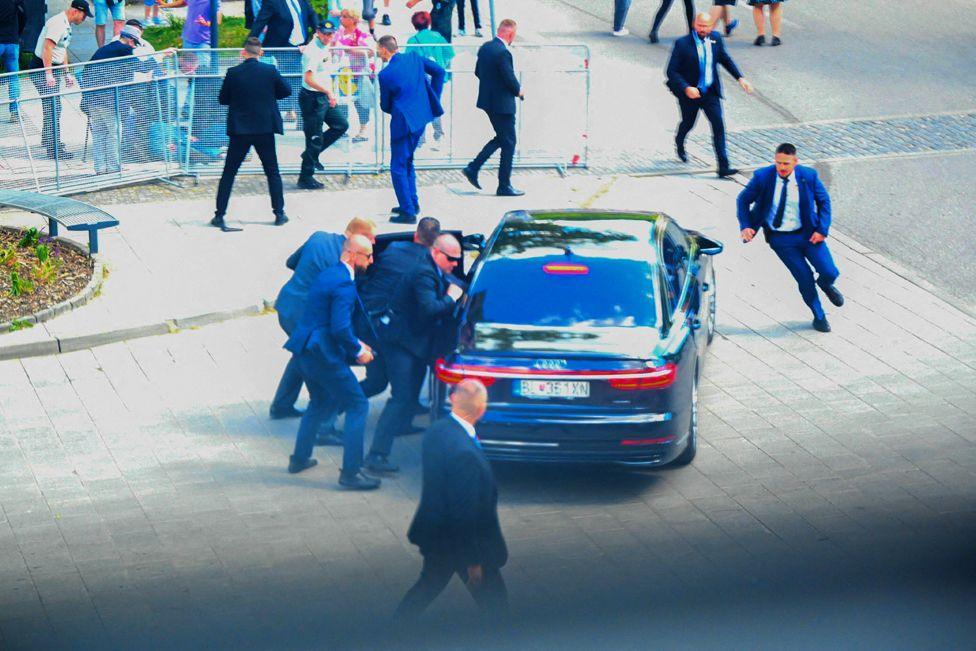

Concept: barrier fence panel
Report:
left=0, top=44, right=588, bottom=194
left=0, top=52, right=182, bottom=195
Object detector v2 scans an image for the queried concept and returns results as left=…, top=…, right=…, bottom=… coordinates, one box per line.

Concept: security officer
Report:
left=363, top=232, right=463, bottom=474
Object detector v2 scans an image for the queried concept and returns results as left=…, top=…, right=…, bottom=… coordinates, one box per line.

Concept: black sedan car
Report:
left=429, top=210, right=723, bottom=466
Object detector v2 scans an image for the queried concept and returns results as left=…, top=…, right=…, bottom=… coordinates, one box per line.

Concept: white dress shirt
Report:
left=767, top=172, right=802, bottom=232
left=450, top=412, right=478, bottom=443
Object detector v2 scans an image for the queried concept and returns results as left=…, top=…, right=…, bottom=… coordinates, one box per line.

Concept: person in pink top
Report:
left=333, top=7, right=375, bottom=142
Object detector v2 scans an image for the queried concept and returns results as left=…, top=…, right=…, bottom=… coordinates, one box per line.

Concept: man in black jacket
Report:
left=395, top=379, right=508, bottom=619
left=362, top=232, right=463, bottom=474
left=461, top=18, right=524, bottom=197
left=213, top=37, right=292, bottom=231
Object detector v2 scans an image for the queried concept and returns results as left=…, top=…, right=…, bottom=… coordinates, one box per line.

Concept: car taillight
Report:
left=608, top=363, right=677, bottom=390
left=434, top=359, right=496, bottom=387
left=543, top=263, right=589, bottom=275
left=621, top=436, right=675, bottom=446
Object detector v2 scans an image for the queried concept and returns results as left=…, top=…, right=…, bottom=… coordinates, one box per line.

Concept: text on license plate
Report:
left=517, top=380, right=590, bottom=399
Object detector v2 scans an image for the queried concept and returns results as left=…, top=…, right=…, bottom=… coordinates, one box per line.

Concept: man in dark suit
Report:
left=270, top=218, right=377, bottom=423
left=362, top=233, right=463, bottom=474
left=461, top=18, right=524, bottom=197
left=737, top=143, right=843, bottom=333
left=666, top=12, right=754, bottom=178
left=358, top=217, right=442, bottom=403
left=376, top=34, right=445, bottom=224
left=285, top=234, right=381, bottom=490
left=395, top=379, right=508, bottom=619
left=212, top=38, right=292, bottom=231
left=247, top=0, right=315, bottom=47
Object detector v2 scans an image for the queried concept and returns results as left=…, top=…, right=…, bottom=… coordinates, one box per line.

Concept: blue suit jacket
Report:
left=378, top=51, right=445, bottom=140
left=666, top=31, right=742, bottom=99
left=284, top=264, right=362, bottom=368
left=736, top=165, right=833, bottom=237
left=275, top=231, right=345, bottom=333
left=247, top=0, right=316, bottom=47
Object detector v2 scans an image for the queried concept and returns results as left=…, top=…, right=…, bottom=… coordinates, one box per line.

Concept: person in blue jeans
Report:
left=611, top=0, right=631, bottom=36
left=0, top=0, right=26, bottom=121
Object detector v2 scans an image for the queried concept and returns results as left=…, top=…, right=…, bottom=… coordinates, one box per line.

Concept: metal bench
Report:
left=0, top=190, right=119, bottom=254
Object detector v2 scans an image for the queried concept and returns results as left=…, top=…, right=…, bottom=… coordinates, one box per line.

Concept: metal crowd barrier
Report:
left=0, top=44, right=590, bottom=195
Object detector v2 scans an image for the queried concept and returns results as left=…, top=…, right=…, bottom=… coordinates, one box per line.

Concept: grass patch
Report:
left=143, top=16, right=251, bottom=50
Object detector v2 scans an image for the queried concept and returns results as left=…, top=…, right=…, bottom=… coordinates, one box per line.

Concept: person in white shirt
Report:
left=296, top=19, right=348, bottom=189
left=30, top=0, right=91, bottom=159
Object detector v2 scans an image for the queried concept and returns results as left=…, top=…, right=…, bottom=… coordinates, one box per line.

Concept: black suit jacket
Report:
left=387, top=253, right=456, bottom=360
left=218, top=58, right=291, bottom=136
left=475, top=37, right=520, bottom=115
left=408, top=417, right=508, bottom=569
left=248, top=0, right=316, bottom=48
left=665, top=31, right=742, bottom=99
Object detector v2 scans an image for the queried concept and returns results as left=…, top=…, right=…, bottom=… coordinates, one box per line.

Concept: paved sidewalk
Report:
left=0, top=172, right=975, bottom=649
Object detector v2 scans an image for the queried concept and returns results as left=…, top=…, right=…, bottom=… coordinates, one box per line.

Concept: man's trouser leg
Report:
left=394, top=554, right=457, bottom=619
left=700, top=92, right=729, bottom=170
left=469, top=110, right=503, bottom=173
left=252, top=133, right=285, bottom=214
left=809, top=241, right=840, bottom=292
left=406, top=128, right=422, bottom=213
left=430, top=1, right=456, bottom=42
left=270, top=313, right=303, bottom=414
left=769, top=232, right=826, bottom=320
left=370, top=345, right=423, bottom=458
left=675, top=96, right=700, bottom=152
left=462, top=565, right=509, bottom=619
left=390, top=135, right=418, bottom=214
left=292, top=355, right=332, bottom=460
left=320, top=103, right=349, bottom=152
left=299, top=88, right=326, bottom=181
left=488, top=112, right=516, bottom=189
left=91, top=105, right=120, bottom=174
left=215, top=135, right=252, bottom=216
left=30, top=58, right=62, bottom=152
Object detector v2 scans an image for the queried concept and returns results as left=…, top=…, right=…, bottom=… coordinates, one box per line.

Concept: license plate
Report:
left=517, top=380, right=590, bottom=399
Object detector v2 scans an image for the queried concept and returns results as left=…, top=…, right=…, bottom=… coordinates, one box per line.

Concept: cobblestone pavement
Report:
left=1, top=175, right=975, bottom=649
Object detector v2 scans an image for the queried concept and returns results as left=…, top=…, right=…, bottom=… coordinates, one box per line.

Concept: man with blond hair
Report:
left=270, top=217, right=377, bottom=425
left=396, top=379, right=508, bottom=618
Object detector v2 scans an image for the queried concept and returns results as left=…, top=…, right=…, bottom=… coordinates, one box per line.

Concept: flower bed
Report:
left=0, top=227, right=95, bottom=330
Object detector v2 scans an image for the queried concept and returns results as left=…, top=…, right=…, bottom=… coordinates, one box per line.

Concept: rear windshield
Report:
left=468, top=256, right=656, bottom=328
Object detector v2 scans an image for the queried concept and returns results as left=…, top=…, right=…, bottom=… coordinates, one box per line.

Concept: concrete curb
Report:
left=0, top=226, right=104, bottom=333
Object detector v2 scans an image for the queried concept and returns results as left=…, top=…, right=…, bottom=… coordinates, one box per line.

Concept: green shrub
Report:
left=143, top=16, right=253, bottom=50
left=8, top=319, right=33, bottom=332
left=0, top=244, right=18, bottom=269
left=32, top=257, right=60, bottom=285
left=17, top=228, right=39, bottom=249
left=35, top=243, right=50, bottom=263
left=9, top=270, right=34, bottom=297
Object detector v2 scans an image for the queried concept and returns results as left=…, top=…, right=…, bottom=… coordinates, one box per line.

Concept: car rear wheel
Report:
left=671, top=369, right=698, bottom=466
left=706, top=266, right=717, bottom=345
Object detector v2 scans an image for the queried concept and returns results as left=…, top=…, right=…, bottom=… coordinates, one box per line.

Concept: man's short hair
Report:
left=124, top=18, right=144, bottom=30
left=377, top=35, right=398, bottom=53
left=345, top=217, right=377, bottom=237
left=243, top=37, right=262, bottom=55
left=411, top=11, right=431, bottom=31
left=497, top=18, right=517, bottom=32
left=415, top=216, right=441, bottom=247
left=776, top=142, right=797, bottom=156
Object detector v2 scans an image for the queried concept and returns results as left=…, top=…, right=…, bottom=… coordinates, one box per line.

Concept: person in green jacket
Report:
left=407, top=10, right=454, bottom=144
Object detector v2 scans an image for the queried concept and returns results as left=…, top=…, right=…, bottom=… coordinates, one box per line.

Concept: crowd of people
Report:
left=613, top=0, right=788, bottom=45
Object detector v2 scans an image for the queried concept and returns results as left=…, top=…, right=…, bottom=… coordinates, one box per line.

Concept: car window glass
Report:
left=662, top=222, right=691, bottom=312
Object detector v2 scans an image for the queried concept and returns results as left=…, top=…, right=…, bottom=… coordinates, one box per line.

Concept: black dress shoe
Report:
left=676, top=144, right=688, bottom=163
left=364, top=454, right=400, bottom=473
left=274, top=212, right=289, bottom=226
left=496, top=186, right=525, bottom=197
left=754, top=35, right=765, bottom=46
left=297, top=177, right=324, bottom=190
left=812, top=317, right=832, bottom=333
left=211, top=216, right=243, bottom=232
left=381, top=13, right=391, bottom=25
left=315, top=432, right=344, bottom=447
left=392, top=206, right=420, bottom=215
left=339, top=471, right=381, bottom=490
left=461, top=166, right=481, bottom=190
left=314, top=161, right=325, bottom=172
left=390, top=213, right=417, bottom=224
left=269, top=406, right=304, bottom=420
left=820, top=284, right=845, bottom=307
left=770, top=36, right=782, bottom=46
left=287, top=456, right=318, bottom=474
left=717, top=167, right=739, bottom=178
left=649, top=31, right=659, bottom=44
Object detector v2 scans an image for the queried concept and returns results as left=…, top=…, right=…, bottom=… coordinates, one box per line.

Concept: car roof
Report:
left=486, top=210, right=666, bottom=263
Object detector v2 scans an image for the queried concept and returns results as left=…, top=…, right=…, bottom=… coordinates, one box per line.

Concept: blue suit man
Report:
left=737, top=144, right=844, bottom=333
left=376, top=35, right=445, bottom=222
left=270, top=219, right=377, bottom=421
left=285, top=235, right=381, bottom=490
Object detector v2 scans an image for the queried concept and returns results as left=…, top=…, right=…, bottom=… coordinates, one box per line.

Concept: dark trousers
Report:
left=395, top=554, right=508, bottom=619
left=292, top=355, right=368, bottom=476
left=767, top=231, right=840, bottom=320
left=390, top=129, right=423, bottom=215
left=613, top=0, right=632, bottom=31
left=215, top=133, right=284, bottom=216
left=431, top=0, right=456, bottom=43
left=29, top=57, right=64, bottom=152
left=651, top=0, right=695, bottom=34
left=299, top=88, right=349, bottom=180
left=469, top=111, right=516, bottom=190
left=369, top=344, right=426, bottom=458
left=457, top=0, right=481, bottom=30
left=676, top=92, right=729, bottom=171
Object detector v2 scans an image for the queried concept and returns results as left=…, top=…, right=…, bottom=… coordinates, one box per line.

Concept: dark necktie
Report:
left=772, top=176, right=790, bottom=229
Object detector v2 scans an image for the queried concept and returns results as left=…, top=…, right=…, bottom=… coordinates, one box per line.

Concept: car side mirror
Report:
left=695, top=235, right=724, bottom=256
left=461, top=233, right=486, bottom=253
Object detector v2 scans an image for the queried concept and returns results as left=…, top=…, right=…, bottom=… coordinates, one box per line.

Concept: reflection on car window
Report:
left=662, top=222, right=690, bottom=311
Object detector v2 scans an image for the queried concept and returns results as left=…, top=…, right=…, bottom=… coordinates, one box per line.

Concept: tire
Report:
left=671, top=369, right=698, bottom=466
left=706, top=265, right=717, bottom=345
